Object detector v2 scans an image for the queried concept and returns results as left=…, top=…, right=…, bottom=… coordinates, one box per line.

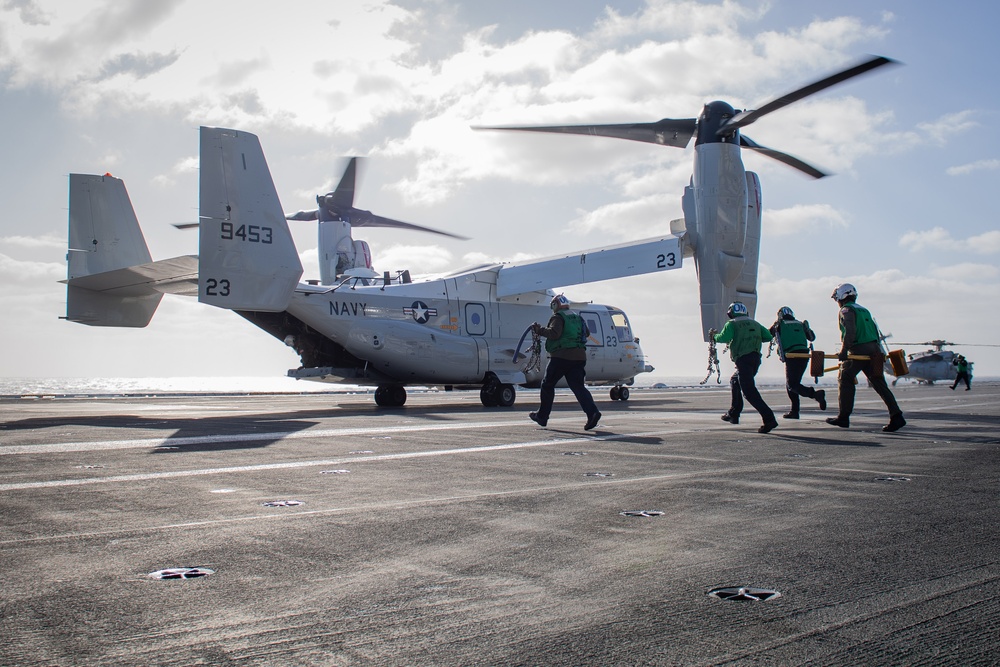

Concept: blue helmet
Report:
left=778, top=306, right=795, bottom=320
left=727, top=301, right=748, bottom=318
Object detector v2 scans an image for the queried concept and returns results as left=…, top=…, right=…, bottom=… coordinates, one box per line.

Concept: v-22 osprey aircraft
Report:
left=63, top=127, right=679, bottom=407
left=62, top=56, right=893, bottom=408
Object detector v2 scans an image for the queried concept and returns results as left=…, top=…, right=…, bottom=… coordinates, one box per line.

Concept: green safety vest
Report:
left=716, top=317, right=770, bottom=360
left=545, top=311, right=586, bottom=353
left=776, top=319, right=810, bottom=354
left=839, top=302, right=879, bottom=346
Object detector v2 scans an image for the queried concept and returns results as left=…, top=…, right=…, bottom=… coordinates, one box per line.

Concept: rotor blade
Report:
left=349, top=210, right=469, bottom=240
left=740, top=135, right=827, bottom=179
left=474, top=118, right=697, bottom=149
left=330, top=157, right=358, bottom=208
left=720, top=55, right=898, bottom=134
left=286, top=209, right=319, bottom=221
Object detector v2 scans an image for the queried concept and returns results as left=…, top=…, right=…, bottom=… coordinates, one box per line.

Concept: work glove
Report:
left=837, top=350, right=849, bottom=362
left=708, top=327, right=717, bottom=336
left=530, top=322, right=540, bottom=334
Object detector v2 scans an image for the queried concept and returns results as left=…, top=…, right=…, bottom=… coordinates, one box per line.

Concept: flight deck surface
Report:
left=1, top=383, right=997, bottom=665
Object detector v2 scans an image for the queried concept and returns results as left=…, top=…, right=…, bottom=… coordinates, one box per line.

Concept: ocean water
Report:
left=0, top=376, right=353, bottom=396
left=0, top=375, right=826, bottom=397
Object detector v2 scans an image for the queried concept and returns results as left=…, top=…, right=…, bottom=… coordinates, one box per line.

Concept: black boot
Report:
left=883, top=413, right=906, bottom=432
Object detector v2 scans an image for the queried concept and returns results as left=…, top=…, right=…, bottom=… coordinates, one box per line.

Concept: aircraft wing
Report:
left=496, top=235, right=683, bottom=297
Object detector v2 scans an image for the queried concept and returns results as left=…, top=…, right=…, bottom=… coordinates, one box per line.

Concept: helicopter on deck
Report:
left=885, top=340, right=996, bottom=385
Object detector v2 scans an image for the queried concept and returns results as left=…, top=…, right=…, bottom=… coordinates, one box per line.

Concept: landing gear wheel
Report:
left=610, top=386, right=630, bottom=401
left=481, top=382, right=516, bottom=407
left=480, top=386, right=498, bottom=407
left=375, top=385, right=406, bottom=407
left=496, top=384, right=516, bottom=407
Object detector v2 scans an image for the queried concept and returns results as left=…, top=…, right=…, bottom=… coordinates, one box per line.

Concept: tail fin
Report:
left=198, top=127, right=302, bottom=311
left=65, top=174, right=161, bottom=326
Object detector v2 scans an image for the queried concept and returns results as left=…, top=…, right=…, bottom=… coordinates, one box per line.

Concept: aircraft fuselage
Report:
left=278, top=265, right=649, bottom=389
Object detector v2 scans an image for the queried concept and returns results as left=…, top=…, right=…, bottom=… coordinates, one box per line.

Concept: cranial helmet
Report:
left=550, top=294, right=571, bottom=312
left=727, top=301, right=748, bottom=319
left=778, top=306, right=795, bottom=320
left=831, top=283, right=858, bottom=303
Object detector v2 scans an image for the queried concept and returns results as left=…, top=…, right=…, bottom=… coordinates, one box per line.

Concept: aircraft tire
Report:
left=375, top=385, right=407, bottom=407
left=480, top=387, right=498, bottom=407
left=389, top=385, right=407, bottom=406
left=610, top=386, right=621, bottom=401
left=496, top=384, right=516, bottom=407
left=619, top=387, right=630, bottom=401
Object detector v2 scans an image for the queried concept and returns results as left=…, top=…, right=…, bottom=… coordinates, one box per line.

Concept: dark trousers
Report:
left=951, top=372, right=971, bottom=390
left=837, top=342, right=901, bottom=418
left=537, top=357, right=598, bottom=420
left=784, top=356, right=819, bottom=413
left=728, top=352, right=775, bottom=424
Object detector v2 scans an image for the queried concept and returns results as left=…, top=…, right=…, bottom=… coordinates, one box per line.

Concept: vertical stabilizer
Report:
left=198, top=127, right=303, bottom=311
left=65, top=174, right=161, bottom=326
left=68, top=174, right=152, bottom=279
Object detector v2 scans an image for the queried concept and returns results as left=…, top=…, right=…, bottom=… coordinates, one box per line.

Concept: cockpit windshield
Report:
left=609, top=309, right=633, bottom=342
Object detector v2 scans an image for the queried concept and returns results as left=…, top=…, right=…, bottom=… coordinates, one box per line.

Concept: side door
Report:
left=580, top=310, right=605, bottom=376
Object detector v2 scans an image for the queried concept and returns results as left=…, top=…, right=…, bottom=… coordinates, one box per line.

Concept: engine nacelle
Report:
left=689, top=141, right=762, bottom=339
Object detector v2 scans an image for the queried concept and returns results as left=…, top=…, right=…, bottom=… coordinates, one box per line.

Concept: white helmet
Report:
left=831, top=283, right=858, bottom=302
left=550, top=294, right=570, bottom=311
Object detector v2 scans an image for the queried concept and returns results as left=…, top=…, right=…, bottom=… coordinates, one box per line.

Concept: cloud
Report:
left=916, top=110, right=978, bottom=146
left=765, top=204, right=848, bottom=237
left=0, top=252, right=63, bottom=281
left=3, top=0, right=49, bottom=26
left=96, top=50, right=180, bottom=81
left=929, top=263, right=1000, bottom=282
left=372, top=243, right=454, bottom=274
left=899, top=226, right=1000, bottom=254
left=947, top=159, right=1000, bottom=176
left=1, top=233, right=63, bottom=249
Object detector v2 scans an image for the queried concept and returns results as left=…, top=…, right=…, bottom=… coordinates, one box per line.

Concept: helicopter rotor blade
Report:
left=719, top=55, right=898, bottom=135
left=350, top=211, right=469, bottom=240
left=474, top=118, right=697, bottom=149
left=285, top=156, right=468, bottom=239
left=739, top=135, right=827, bottom=179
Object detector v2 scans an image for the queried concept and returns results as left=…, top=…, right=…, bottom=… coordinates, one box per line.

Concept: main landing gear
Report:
left=374, top=384, right=407, bottom=407
left=609, top=385, right=630, bottom=401
left=480, top=380, right=516, bottom=407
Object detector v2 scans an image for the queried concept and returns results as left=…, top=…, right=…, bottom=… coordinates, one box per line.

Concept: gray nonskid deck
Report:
left=1, top=383, right=997, bottom=666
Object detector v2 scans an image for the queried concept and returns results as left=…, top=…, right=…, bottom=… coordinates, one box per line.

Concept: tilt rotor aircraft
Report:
left=62, top=55, right=893, bottom=408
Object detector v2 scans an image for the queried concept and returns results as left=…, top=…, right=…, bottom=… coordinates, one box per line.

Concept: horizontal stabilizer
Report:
left=199, top=127, right=303, bottom=311
left=63, top=256, right=199, bottom=296
left=64, top=174, right=195, bottom=327
left=64, top=286, right=161, bottom=327
left=496, top=235, right=683, bottom=297
left=62, top=256, right=198, bottom=327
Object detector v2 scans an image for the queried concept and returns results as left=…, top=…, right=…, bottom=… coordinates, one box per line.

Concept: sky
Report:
left=1, top=0, right=998, bottom=384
